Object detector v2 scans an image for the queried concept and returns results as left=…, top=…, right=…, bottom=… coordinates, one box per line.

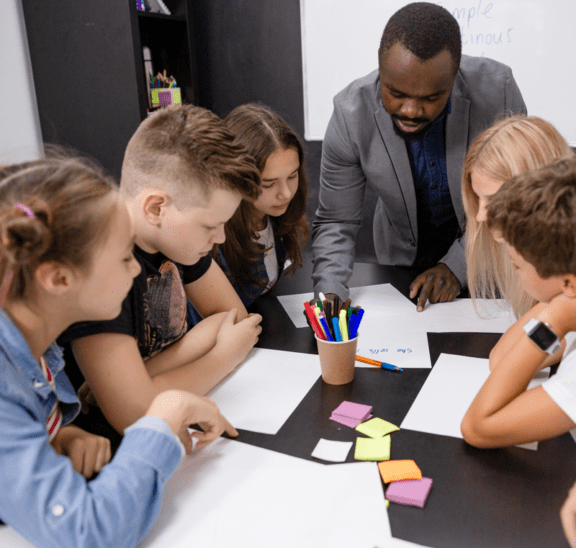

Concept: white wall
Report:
left=0, top=0, right=42, bottom=163
left=301, top=0, right=576, bottom=144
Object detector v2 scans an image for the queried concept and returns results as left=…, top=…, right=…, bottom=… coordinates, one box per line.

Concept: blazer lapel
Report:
left=374, top=105, right=418, bottom=238
left=445, top=74, right=470, bottom=229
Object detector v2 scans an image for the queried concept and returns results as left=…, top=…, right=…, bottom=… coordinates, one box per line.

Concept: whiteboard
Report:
left=300, top=0, right=576, bottom=145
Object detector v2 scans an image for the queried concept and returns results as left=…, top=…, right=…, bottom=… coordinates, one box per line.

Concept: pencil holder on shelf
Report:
left=151, top=87, right=181, bottom=107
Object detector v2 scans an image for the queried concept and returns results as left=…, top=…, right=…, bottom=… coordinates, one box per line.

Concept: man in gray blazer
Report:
left=311, top=2, right=526, bottom=311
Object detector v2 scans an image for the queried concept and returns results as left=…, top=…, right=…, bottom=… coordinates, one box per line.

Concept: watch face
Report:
left=531, top=323, right=558, bottom=349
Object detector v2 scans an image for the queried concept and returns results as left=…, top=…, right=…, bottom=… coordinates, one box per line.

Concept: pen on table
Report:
left=355, top=355, right=403, bottom=372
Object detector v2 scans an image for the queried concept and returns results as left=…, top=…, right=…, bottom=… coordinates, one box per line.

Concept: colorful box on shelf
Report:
left=151, top=87, right=181, bottom=107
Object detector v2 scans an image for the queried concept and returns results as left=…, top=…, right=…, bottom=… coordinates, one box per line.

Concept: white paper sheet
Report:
left=0, top=527, right=34, bottom=548
left=206, top=348, right=320, bottom=435
left=356, top=328, right=431, bottom=369
left=277, top=283, right=412, bottom=329
left=278, top=284, right=515, bottom=334
left=141, top=437, right=392, bottom=548
left=400, top=354, right=550, bottom=450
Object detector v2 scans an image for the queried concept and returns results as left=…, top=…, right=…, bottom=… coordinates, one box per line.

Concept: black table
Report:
left=245, top=261, right=576, bottom=548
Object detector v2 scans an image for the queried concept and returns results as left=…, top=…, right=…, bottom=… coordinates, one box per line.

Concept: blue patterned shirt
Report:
left=407, top=97, right=457, bottom=228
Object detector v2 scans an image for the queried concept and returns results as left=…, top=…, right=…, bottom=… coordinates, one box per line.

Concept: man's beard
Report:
left=391, top=115, right=431, bottom=142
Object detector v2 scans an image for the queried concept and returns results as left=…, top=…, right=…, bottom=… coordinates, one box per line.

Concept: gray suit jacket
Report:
left=311, top=55, right=526, bottom=299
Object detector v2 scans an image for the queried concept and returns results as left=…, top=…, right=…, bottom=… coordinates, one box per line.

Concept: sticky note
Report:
left=311, top=438, right=353, bottom=462
left=355, top=417, right=399, bottom=438
left=378, top=460, right=422, bottom=483
left=354, top=435, right=391, bottom=461
left=386, top=477, right=433, bottom=508
left=330, top=413, right=373, bottom=429
left=332, top=401, right=372, bottom=420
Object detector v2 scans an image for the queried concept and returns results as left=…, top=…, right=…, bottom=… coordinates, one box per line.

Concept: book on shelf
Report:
left=145, top=0, right=171, bottom=15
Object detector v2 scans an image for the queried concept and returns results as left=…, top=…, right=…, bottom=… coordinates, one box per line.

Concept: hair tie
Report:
left=14, top=203, right=35, bottom=218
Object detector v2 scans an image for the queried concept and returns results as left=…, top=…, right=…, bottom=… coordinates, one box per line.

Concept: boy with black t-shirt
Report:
left=60, top=105, right=263, bottom=446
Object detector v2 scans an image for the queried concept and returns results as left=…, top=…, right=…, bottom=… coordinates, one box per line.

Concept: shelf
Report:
left=137, top=11, right=186, bottom=22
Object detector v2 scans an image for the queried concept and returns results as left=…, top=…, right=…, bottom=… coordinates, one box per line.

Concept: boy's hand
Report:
left=214, top=308, right=262, bottom=369
left=51, top=425, right=111, bottom=478
left=146, top=390, right=238, bottom=453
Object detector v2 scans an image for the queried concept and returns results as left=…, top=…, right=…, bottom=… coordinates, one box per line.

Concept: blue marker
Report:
left=332, top=316, right=342, bottom=342
left=349, top=308, right=364, bottom=339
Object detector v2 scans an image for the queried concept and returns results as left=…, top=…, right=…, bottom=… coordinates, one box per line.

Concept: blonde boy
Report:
left=61, top=105, right=263, bottom=440
left=461, top=157, right=576, bottom=448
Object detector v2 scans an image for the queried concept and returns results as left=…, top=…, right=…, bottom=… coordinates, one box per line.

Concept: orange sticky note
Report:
left=378, top=459, right=422, bottom=483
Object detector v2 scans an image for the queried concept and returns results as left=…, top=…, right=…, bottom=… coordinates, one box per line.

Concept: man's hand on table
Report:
left=409, top=263, right=461, bottom=312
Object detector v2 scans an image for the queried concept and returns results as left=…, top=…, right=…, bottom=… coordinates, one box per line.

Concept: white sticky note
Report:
left=311, top=438, right=354, bottom=462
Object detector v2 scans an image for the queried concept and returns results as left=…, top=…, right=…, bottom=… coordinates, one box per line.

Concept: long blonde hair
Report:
left=463, top=115, right=575, bottom=317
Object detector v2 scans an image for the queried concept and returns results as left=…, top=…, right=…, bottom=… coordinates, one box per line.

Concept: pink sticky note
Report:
left=330, top=413, right=373, bottom=429
left=332, top=401, right=372, bottom=420
left=330, top=414, right=363, bottom=428
left=158, top=91, right=172, bottom=105
left=386, top=477, right=433, bottom=508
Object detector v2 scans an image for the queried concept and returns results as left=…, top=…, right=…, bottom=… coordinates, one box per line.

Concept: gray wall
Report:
left=191, top=0, right=377, bottom=261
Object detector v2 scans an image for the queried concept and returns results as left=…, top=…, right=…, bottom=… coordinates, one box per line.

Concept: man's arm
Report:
left=311, top=101, right=367, bottom=300
left=185, top=260, right=248, bottom=321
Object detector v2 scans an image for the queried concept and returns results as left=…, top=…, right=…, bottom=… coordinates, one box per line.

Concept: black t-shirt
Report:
left=59, top=246, right=212, bottom=360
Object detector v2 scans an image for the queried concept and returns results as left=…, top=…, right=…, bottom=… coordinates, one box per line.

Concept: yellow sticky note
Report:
left=378, top=460, right=422, bottom=483
left=355, top=417, right=399, bottom=438
left=354, top=435, right=391, bottom=461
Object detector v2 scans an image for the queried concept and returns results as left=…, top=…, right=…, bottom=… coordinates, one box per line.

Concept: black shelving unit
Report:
left=22, top=0, right=198, bottom=179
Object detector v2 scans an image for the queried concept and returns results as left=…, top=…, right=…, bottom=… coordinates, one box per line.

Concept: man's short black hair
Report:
left=379, top=2, right=462, bottom=72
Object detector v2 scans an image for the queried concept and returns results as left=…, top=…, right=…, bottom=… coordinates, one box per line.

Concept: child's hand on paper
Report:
left=146, top=390, right=238, bottom=453
left=214, top=308, right=262, bottom=370
left=51, top=425, right=112, bottom=478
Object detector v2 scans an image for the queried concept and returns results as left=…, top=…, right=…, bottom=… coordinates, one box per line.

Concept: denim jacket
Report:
left=0, top=310, right=182, bottom=548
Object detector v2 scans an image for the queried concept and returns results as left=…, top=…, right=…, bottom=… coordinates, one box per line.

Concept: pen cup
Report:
left=315, top=334, right=358, bottom=385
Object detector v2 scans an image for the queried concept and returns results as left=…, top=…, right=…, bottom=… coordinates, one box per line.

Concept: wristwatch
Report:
left=522, top=318, right=562, bottom=355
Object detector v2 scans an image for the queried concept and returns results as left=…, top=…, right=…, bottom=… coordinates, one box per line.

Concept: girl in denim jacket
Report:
left=0, top=154, right=236, bottom=548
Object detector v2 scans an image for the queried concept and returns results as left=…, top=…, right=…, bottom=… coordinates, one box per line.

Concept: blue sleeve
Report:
left=0, top=399, right=181, bottom=548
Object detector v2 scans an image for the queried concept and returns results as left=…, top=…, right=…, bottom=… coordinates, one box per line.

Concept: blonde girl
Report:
left=463, top=114, right=574, bottom=319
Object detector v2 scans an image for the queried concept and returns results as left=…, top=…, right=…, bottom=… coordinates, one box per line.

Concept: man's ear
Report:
left=562, top=275, right=576, bottom=298
left=35, top=262, right=75, bottom=296
left=142, top=191, right=171, bottom=226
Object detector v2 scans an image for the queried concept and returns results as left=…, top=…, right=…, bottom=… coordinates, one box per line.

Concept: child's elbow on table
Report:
left=460, top=413, right=495, bottom=449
